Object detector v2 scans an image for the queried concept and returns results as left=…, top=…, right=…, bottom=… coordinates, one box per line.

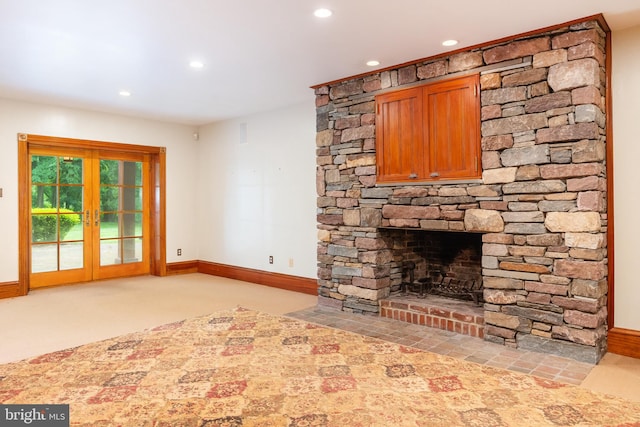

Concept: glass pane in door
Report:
left=99, top=159, right=144, bottom=266
left=99, top=239, right=121, bottom=266
left=31, top=155, right=85, bottom=274
left=31, top=244, right=57, bottom=273
left=60, top=242, right=84, bottom=270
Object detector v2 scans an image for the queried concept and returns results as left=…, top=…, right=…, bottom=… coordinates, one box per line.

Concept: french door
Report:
left=29, top=147, right=150, bottom=288
left=18, top=134, right=166, bottom=295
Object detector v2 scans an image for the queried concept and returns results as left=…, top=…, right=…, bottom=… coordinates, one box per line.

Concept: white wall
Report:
left=612, top=25, right=640, bottom=330
left=196, top=101, right=317, bottom=278
left=0, top=98, right=199, bottom=282
left=0, top=97, right=317, bottom=284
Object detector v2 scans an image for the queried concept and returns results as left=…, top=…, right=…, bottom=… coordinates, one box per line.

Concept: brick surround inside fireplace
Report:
left=381, top=229, right=483, bottom=297
left=315, top=18, right=609, bottom=363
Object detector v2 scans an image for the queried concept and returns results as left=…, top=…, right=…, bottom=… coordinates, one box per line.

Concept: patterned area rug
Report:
left=1, top=307, right=639, bottom=426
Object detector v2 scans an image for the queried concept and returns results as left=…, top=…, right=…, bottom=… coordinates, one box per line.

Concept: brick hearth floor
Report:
left=286, top=306, right=593, bottom=385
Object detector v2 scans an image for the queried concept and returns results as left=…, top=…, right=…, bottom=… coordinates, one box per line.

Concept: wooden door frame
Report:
left=18, top=133, right=166, bottom=296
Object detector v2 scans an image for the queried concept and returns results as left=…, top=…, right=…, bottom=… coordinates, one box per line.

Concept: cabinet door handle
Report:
left=408, top=173, right=418, bottom=179
left=430, top=172, right=440, bottom=178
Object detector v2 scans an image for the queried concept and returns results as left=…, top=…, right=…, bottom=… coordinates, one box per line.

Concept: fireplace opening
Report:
left=381, top=229, right=483, bottom=305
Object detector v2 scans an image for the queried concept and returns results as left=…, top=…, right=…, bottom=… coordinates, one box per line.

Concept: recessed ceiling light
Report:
left=314, top=8, right=332, bottom=18
left=119, top=90, right=131, bottom=97
left=189, top=61, right=204, bottom=69
left=442, top=39, right=459, bottom=47
left=366, top=60, right=380, bottom=67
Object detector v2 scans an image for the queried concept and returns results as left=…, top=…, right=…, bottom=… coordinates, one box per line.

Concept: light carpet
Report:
left=1, top=307, right=639, bottom=426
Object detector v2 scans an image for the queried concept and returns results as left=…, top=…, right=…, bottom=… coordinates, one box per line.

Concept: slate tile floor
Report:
left=286, top=305, right=594, bottom=385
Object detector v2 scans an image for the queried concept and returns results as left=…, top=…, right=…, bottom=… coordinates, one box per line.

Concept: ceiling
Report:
left=1, top=1, right=639, bottom=126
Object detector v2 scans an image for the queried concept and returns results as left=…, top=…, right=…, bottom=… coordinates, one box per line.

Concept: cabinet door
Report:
left=424, top=74, right=481, bottom=180
left=375, top=87, right=423, bottom=183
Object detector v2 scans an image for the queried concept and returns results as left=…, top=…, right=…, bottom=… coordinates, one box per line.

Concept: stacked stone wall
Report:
left=315, top=19, right=608, bottom=363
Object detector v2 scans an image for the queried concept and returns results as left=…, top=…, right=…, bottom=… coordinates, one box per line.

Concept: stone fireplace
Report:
left=315, top=17, right=609, bottom=363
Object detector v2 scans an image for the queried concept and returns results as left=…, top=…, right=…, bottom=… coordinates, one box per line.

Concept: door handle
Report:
left=85, top=210, right=90, bottom=226
left=94, top=210, right=100, bottom=226
left=430, top=172, right=440, bottom=178
left=408, top=173, right=418, bottom=179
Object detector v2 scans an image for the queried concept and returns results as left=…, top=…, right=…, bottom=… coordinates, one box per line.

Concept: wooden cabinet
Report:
left=375, top=74, right=480, bottom=183
left=375, top=87, right=424, bottom=182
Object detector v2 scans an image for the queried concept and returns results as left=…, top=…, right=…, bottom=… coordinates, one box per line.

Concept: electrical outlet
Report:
left=288, top=258, right=294, bottom=268
left=269, top=255, right=273, bottom=264
left=177, top=248, right=182, bottom=256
